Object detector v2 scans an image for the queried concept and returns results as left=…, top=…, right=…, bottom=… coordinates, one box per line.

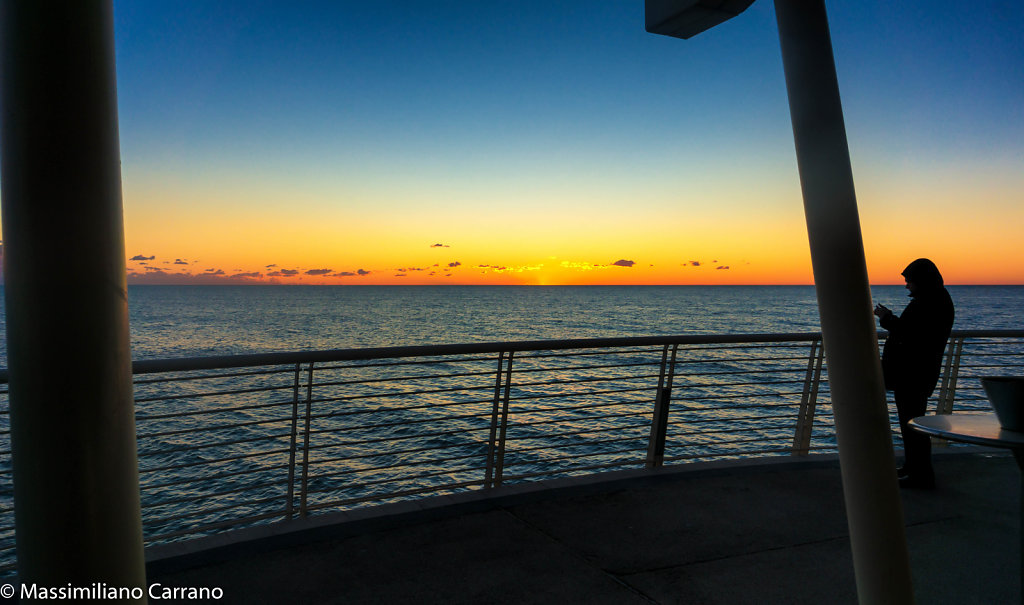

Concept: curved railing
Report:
left=0, top=329, right=1021, bottom=575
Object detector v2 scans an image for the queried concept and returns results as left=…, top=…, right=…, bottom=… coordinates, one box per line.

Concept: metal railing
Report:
left=0, top=329, right=1020, bottom=575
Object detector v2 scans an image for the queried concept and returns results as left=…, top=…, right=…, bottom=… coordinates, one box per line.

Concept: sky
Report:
left=100, top=1, right=1024, bottom=285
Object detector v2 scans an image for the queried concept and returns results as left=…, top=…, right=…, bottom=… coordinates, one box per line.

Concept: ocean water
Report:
left=0, top=285, right=1019, bottom=364
left=0, top=285, right=1020, bottom=566
left=89, top=285, right=1024, bottom=361
left=125, top=285, right=825, bottom=359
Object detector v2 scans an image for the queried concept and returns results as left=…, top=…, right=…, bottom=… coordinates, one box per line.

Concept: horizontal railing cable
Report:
left=0, top=329, right=1020, bottom=578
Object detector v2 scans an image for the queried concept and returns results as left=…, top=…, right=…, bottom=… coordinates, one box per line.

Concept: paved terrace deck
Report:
left=148, top=449, right=1019, bottom=604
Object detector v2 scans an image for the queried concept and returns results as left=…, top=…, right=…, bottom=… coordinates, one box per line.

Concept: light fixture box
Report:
left=645, top=0, right=756, bottom=39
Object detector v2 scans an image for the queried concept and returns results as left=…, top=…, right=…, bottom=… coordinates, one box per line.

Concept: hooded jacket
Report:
left=880, top=259, right=955, bottom=392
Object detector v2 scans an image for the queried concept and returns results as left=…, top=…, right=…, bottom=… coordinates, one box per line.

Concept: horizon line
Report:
left=111, top=282, right=1024, bottom=287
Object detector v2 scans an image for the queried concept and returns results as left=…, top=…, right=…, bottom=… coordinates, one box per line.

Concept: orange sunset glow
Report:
left=99, top=2, right=1023, bottom=288
left=122, top=157, right=1024, bottom=286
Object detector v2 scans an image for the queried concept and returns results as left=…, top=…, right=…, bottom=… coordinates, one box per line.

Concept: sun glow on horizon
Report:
left=122, top=155, right=1024, bottom=287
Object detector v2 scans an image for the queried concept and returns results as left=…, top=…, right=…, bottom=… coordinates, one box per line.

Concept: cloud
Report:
left=266, top=264, right=277, bottom=268
left=268, top=269, right=299, bottom=276
left=448, top=261, right=461, bottom=268
left=430, top=243, right=450, bottom=248
left=333, top=269, right=370, bottom=277
left=208, top=269, right=225, bottom=276
left=232, top=271, right=263, bottom=278
left=560, top=261, right=603, bottom=271
left=688, top=261, right=701, bottom=267
left=129, top=268, right=191, bottom=280
left=127, top=268, right=264, bottom=285
left=612, top=259, right=635, bottom=267
left=716, top=265, right=730, bottom=270
left=174, top=259, right=188, bottom=265
left=130, top=254, right=155, bottom=261
left=305, top=268, right=332, bottom=276
left=473, top=263, right=542, bottom=275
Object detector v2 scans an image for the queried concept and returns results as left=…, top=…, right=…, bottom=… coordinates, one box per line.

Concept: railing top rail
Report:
left=0, top=329, right=1020, bottom=381
left=127, top=332, right=826, bottom=374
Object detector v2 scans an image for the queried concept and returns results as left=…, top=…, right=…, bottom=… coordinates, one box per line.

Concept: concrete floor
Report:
left=147, top=449, right=1020, bottom=604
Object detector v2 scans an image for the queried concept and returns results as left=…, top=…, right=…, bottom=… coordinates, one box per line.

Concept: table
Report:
left=910, top=413, right=1024, bottom=452
left=910, top=413, right=1024, bottom=603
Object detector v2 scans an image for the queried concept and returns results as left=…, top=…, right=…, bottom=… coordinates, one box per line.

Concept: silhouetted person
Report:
left=874, top=258, right=954, bottom=489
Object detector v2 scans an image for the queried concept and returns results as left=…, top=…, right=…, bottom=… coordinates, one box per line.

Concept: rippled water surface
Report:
left=0, top=285, right=1020, bottom=570
left=0, top=285, right=1018, bottom=363
left=120, top=284, right=1024, bottom=359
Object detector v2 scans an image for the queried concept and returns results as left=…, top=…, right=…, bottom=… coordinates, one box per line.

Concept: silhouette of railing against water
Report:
left=0, top=329, right=1021, bottom=575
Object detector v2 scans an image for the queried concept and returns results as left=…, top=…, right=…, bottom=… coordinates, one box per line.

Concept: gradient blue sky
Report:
left=110, top=1, right=1024, bottom=285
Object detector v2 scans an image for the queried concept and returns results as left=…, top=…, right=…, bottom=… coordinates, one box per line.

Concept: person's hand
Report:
left=873, top=303, right=890, bottom=319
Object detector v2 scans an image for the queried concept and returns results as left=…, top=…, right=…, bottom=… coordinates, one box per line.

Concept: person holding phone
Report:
left=874, top=258, right=955, bottom=489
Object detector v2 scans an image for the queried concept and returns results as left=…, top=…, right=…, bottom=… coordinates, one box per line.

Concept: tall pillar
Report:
left=774, top=1, right=914, bottom=602
left=1, top=0, right=147, bottom=593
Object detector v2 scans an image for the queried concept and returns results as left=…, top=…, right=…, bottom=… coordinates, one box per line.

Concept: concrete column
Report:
left=774, top=1, right=914, bottom=602
left=1, top=0, right=147, bottom=593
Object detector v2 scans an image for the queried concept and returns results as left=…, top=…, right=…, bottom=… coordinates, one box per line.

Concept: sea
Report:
left=0, top=285, right=1021, bottom=568
left=2, top=284, right=1019, bottom=364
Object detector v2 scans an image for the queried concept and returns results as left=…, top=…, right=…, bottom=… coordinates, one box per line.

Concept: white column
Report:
left=774, top=1, right=914, bottom=602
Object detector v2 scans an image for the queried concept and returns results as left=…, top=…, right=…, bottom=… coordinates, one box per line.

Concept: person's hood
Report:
left=902, top=258, right=944, bottom=296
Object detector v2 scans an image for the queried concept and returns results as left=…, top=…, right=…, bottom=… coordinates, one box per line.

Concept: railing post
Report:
left=935, top=336, right=964, bottom=416
left=299, top=362, right=315, bottom=517
left=792, top=337, right=824, bottom=455
left=485, top=352, right=505, bottom=489
left=285, top=363, right=301, bottom=520
left=493, top=352, right=515, bottom=488
left=646, top=344, right=678, bottom=469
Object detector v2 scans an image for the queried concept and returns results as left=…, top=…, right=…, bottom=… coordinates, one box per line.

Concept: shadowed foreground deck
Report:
left=148, top=449, right=1018, bottom=604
